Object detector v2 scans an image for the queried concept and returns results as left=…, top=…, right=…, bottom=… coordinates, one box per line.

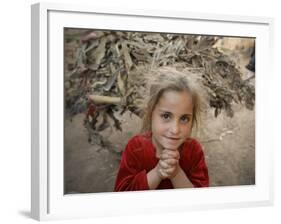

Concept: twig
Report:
left=88, top=95, right=122, bottom=105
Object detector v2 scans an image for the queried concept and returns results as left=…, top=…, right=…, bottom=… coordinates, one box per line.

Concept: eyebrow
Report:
left=158, top=109, right=193, bottom=116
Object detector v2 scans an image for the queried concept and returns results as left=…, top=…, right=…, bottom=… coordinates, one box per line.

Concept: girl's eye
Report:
left=180, top=116, right=190, bottom=123
left=161, top=113, right=171, bottom=120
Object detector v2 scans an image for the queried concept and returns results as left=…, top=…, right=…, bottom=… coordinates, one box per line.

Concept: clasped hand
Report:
left=157, top=148, right=180, bottom=179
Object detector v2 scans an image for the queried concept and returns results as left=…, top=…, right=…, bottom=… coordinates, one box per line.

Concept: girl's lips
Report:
left=164, top=136, right=180, bottom=141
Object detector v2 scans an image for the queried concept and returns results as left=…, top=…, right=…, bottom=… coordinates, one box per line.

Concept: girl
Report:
left=114, top=67, right=209, bottom=191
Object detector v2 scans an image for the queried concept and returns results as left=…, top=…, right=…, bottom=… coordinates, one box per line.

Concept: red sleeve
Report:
left=114, top=137, right=149, bottom=191
left=186, top=140, right=209, bottom=187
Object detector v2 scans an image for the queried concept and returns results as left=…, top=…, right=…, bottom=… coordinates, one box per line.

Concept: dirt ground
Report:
left=64, top=38, right=255, bottom=194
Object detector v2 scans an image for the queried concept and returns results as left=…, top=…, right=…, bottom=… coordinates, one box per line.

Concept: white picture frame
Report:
left=31, top=2, right=274, bottom=221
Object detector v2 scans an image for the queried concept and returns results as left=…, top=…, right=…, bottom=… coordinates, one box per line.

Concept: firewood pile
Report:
left=64, top=28, right=255, bottom=144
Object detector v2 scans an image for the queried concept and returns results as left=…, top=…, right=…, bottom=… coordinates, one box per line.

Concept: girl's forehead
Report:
left=160, top=90, right=192, bottom=101
left=156, top=90, right=193, bottom=112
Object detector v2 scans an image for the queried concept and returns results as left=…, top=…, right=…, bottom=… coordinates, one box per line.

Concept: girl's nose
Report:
left=170, top=121, right=180, bottom=134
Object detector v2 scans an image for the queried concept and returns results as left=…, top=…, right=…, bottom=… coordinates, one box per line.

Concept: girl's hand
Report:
left=158, top=149, right=180, bottom=179
left=160, top=149, right=180, bottom=161
left=156, top=159, right=178, bottom=180
left=155, top=162, right=169, bottom=180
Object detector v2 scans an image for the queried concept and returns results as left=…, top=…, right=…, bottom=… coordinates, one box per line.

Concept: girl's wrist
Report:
left=155, top=163, right=166, bottom=180
left=169, top=165, right=181, bottom=180
left=147, top=165, right=164, bottom=189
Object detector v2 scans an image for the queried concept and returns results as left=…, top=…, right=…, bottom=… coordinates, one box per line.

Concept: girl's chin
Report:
left=160, top=140, right=182, bottom=150
left=162, top=144, right=180, bottom=150
left=152, top=136, right=182, bottom=150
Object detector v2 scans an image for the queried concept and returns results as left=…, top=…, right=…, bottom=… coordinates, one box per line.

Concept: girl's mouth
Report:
left=164, top=136, right=180, bottom=141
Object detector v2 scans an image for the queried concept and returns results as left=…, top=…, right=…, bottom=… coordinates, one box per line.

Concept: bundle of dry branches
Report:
left=64, top=29, right=255, bottom=144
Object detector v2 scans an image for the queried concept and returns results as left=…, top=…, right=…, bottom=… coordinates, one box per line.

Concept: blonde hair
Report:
left=141, top=67, right=202, bottom=134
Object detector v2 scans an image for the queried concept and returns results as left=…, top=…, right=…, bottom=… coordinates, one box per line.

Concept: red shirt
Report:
left=114, top=133, right=209, bottom=191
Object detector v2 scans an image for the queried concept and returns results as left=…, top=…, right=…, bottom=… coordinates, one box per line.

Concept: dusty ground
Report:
left=64, top=38, right=255, bottom=194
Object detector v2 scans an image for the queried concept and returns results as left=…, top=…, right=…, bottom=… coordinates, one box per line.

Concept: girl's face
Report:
left=151, top=90, right=193, bottom=151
